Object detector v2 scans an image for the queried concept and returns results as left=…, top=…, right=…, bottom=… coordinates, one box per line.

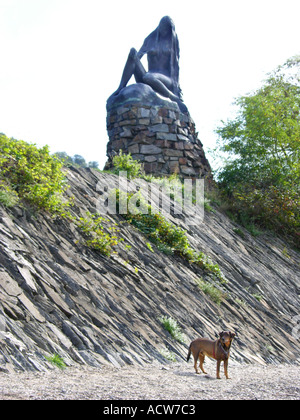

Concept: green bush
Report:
left=195, top=278, right=225, bottom=305
left=112, top=150, right=143, bottom=179
left=0, top=134, right=122, bottom=258
left=0, top=134, right=70, bottom=214
left=218, top=182, right=299, bottom=244
left=45, top=354, right=66, bottom=370
left=76, top=212, right=120, bottom=256
left=0, top=182, right=19, bottom=207
left=116, top=189, right=226, bottom=282
left=159, top=316, right=186, bottom=344
left=159, top=347, right=177, bottom=362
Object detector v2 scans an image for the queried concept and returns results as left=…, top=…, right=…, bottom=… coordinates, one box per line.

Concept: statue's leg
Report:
left=133, top=52, right=147, bottom=83
left=113, top=48, right=146, bottom=95
left=143, top=73, right=175, bottom=99
left=143, top=73, right=188, bottom=112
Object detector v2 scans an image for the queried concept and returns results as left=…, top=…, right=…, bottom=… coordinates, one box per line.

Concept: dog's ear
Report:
left=219, top=331, right=224, bottom=337
left=230, top=332, right=236, bottom=339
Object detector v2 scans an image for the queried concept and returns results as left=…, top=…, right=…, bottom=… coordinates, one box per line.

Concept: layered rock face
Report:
left=106, top=86, right=212, bottom=179
left=0, top=168, right=299, bottom=372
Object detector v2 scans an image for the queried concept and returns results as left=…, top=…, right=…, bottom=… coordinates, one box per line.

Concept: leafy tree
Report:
left=216, top=56, right=300, bottom=246
left=88, top=161, right=99, bottom=169
left=54, top=152, right=99, bottom=170
left=54, top=151, right=74, bottom=166
left=73, top=154, right=87, bottom=168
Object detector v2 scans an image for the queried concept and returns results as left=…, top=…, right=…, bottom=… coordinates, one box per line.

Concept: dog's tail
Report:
left=187, top=343, right=192, bottom=362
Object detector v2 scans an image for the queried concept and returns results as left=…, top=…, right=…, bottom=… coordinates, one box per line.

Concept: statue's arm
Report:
left=137, top=38, right=149, bottom=60
left=137, top=48, right=146, bottom=60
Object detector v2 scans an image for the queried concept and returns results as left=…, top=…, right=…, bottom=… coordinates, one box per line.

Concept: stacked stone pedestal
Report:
left=106, top=103, right=212, bottom=179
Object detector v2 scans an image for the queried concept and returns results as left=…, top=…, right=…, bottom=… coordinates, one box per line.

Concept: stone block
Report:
left=184, top=143, right=194, bottom=150
left=164, top=149, right=184, bottom=157
left=181, top=114, right=190, bottom=123
left=131, top=154, right=145, bottom=161
left=112, top=139, right=124, bottom=150
left=132, top=132, right=152, bottom=144
left=185, top=150, right=197, bottom=159
left=158, top=108, right=169, bottom=118
left=151, top=116, right=163, bottom=124
left=193, top=158, right=203, bottom=168
left=177, top=134, right=189, bottom=142
left=144, top=162, right=158, bottom=173
left=125, top=110, right=138, bottom=119
left=145, top=155, right=157, bottom=163
left=175, top=142, right=184, bottom=150
left=156, top=133, right=177, bottom=141
left=138, top=108, right=151, bottom=118
left=119, top=119, right=136, bottom=126
left=169, top=110, right=178, bottom=120
left=140, top=145, right=162, bottom=155
left=139, top=119, right=150, bottom=125
left=128, top=144, right=140, bottom=154
left=179, top=157, right=188, bottom=165
left=157, top=155, right=166, bottom=163
left=149, top=123, right=169, bottom=133
left=178, top=127, right=188, bottom=135
left=116, top=106, right=130, bottom=116
left=180, top=165, right=196, bottom=176
left=120, top=128, right=132, bottom=138
left=154, top=139, right=170, bottom=148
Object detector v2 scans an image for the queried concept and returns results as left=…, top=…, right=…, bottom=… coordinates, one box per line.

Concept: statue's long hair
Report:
left=138, top=16, right=182, bottom=99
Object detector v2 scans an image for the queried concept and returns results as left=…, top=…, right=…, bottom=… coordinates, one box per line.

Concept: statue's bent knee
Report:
left=129, top=48, right=138, bottom=59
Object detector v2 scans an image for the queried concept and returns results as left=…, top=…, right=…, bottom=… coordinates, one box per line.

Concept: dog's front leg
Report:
left=216, top=360, right=221, bottom=379
left=224, top=359, right=230, bottom=379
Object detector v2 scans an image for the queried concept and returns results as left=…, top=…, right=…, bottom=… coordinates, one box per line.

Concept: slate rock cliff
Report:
left=0, top=168, right=299, bottom=372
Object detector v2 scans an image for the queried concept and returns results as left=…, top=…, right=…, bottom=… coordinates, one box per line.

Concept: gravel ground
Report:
left=0, top=361, right=299, bottom=400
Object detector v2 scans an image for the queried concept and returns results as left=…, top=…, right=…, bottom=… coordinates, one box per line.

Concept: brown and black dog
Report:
left=187, top=331, right=235, bottom=379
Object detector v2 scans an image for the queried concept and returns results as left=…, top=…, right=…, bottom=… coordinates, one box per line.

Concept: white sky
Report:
left=0, top=0, right=299, bottom=170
